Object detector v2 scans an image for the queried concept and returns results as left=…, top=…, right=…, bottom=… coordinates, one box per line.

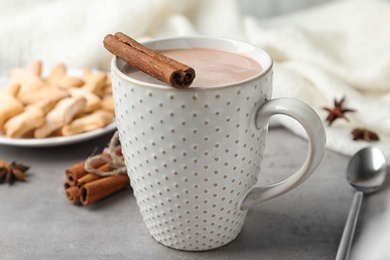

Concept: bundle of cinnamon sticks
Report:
left=63, top=145, right=130, bottom=206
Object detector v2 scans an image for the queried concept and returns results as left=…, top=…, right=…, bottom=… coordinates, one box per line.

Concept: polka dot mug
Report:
left=111, top=36, right=326, bottom=251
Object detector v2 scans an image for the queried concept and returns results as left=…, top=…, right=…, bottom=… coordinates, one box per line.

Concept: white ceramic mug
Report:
left=111, top=36, right=326, bottom=251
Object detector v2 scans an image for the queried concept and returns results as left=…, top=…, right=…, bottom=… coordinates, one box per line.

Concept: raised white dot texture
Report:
left=113, top=74, right=272, bottom=251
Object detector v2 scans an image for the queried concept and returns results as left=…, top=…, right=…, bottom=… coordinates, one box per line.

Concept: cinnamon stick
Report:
left=75, top=164, right=113, bottom=188
left=64, top=144, right=127, bottom=206
left=65, top=145, right=122, bottom=185
left=65, top=164, right=113, bottom=204
left=76, top=173, right=101, bottom=188
left=80, top=175, right=130, bottom=206
left=63, top=180, right=72, bottom=189
left=65, top=186, right=80, bottom=204
left=103, top=32, right=195, bottom=89
left=65, top=158, right=105, bottom=186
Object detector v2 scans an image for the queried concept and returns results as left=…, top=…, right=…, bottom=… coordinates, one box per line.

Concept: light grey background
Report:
left=1, top=127, right=389, bottom=259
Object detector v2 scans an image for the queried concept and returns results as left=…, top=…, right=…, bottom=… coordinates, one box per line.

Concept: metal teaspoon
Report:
left=335, top=147, right=387, bottom=260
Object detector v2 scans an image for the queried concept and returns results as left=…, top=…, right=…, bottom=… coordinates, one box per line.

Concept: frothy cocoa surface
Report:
left=124, top=48, right=263, bottom=87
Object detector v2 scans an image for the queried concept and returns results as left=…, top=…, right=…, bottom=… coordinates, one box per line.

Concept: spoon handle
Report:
left=335, top=191, right=364, bottom=260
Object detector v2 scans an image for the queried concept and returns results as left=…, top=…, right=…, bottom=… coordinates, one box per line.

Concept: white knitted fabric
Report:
left=1, top=0, right=389, bottom=165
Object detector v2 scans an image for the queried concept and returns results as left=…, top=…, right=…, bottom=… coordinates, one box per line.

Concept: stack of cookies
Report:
left=0, top=61, right=115, bottom=138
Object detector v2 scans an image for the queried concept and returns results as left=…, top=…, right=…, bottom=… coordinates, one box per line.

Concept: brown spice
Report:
left=323, top=97, right=355, bottom=125
left=79, top=175, right=129, bottom=206
left=0, top=159, right=29, bottom=185
left=103, top=32, right=195, bottom=88
left=63, top=143, right=129, bottom=206
left=76, top=173, right=101, bottom=188
left=65, top=156, right=106, bottom=186
left=65, top=145, right=122, bottom=185
left=65, top=186, right=81, bottom=203
left=351, top=128, right=380, bottom=142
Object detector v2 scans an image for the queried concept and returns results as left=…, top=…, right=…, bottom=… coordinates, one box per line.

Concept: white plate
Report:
left=0, top=121, right=116, bottom=147
left=0, top=67, right=116, bottom=147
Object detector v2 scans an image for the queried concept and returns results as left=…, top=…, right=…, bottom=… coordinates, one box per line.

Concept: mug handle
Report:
left=240, top=98, right=326, bottom=210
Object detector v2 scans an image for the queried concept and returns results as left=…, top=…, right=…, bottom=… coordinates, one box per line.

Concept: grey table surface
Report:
left=0, top=126, right=389, bottom=260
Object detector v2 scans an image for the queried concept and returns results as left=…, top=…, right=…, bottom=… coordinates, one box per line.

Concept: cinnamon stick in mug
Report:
left=103, top=32, right=195, bottom=88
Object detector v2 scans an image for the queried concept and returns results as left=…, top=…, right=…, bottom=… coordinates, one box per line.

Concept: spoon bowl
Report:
left=336, top=147, right=387, bottom=260
left=347, top=147, right=387, bottom=194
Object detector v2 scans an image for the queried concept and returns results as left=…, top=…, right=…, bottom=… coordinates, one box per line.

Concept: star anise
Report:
left=0, top=159, right=29, bottom=185
left=351, top=128, right=380, bottom=142
left=323, top=97, right=355, bottom=126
